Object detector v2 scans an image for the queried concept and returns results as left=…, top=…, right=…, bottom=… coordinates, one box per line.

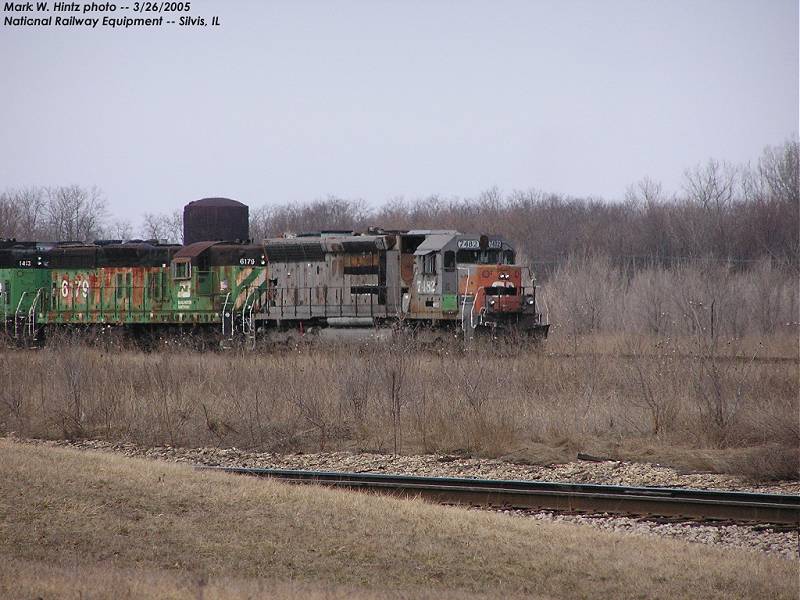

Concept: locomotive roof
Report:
left=413, top=233, right=457, bottom=255
left=0, top=240, right=182, bottom=269
left=173, top=240, right=220, bottom=259
left=412, top=233, right=513, bottom=255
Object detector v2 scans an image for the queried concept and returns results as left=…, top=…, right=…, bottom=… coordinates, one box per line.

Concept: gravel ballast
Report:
left=9, top=436, right=799, bottom=560
left=58, top=440, right=798, bottom=494
left=500, top=510, right=798, bottom=561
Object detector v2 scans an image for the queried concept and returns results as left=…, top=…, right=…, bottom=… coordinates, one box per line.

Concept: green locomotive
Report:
left=0, top=238, right=269, bottom=342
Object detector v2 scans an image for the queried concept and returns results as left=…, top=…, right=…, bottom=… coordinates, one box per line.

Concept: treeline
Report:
left=1, top=141, right=797, bottom=270
left=0, top=185, right=183, bottom=245
left=250, top=141, right=798, bottom=269
left=0, top=185, right=110, bottom=243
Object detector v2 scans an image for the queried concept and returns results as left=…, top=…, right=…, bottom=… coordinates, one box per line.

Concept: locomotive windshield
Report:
left=456, top=249, right=515, bottom=265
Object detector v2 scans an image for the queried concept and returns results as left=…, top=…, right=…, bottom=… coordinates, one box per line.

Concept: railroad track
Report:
left=541, top=352, right=799, bottom=365
left=206, top=466, right=800, bottom=526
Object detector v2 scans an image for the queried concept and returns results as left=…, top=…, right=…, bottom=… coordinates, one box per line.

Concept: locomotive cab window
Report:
left=455, top=248, right=516, bottom=265
left=172, top=259, right=191, bottom=280
left=457, top=249, right=496, bottom=264
left=422, top=253, right=437, bottom=275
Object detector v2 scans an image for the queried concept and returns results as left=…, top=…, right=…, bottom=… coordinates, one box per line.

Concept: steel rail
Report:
left=541, top=352, right=799, bottom=365
left=205, top=466, right=800, bottom=526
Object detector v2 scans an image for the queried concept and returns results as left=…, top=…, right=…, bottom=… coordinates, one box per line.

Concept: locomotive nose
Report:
left=483, top=268, right=520, bottom=312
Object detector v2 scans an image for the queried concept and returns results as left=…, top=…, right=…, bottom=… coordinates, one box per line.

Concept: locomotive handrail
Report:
left=13, top=291, right=26, bottom=339
left=241, top=287, right=257, bottom=336
left=264, top=285, right=392, bottom=321
left=27, top=287, right=43, bottom=338
left=2, top=285, right=6, bottom=336
left=457, top=267, right=471, bottom=332
left=221, top=292, right=231, bottom=336
left=247, top=296, right=257, bottom=347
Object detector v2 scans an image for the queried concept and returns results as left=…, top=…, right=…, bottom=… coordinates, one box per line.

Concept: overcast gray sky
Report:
left=1, top=0, right=797, bottom=223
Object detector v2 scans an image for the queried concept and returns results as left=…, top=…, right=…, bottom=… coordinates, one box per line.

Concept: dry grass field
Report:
left=1, top=439, right=797, bottom=599
left=0, top=332, right=797, bottom=481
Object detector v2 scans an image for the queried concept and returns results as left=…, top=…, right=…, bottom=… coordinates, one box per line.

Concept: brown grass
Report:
left=4, top=560, right=507, bottom=600
left=1, top=440, right=797, bottom=599
left=0, top=332, right=797, bottom=480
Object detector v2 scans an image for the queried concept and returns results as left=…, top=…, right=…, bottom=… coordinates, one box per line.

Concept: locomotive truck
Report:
left=0, top=198, right=549, bottom=345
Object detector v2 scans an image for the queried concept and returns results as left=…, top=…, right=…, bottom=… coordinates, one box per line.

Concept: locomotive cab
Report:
left=409, top=231, right=460, bottom=315
left=402, top=231, right=547, bottom=338
left=438, top=233, right=546, bottom=337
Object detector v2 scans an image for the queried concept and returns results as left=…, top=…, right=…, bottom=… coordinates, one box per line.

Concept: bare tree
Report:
left=683, top=159, right=738, bottom=211
left=745, top=141, right=800, bottom=263
left=251, top=196, right=369, bottom=238
left=758, top=140, right=799, bottom=205
left=45, top=185, right=108, bottom=241
left=0, top=192, right=21, bottom=239
left=682, top=160, right=739, bottom=257
left=249, top=205, right=270, bottom=241
left=625, top=177, right=664, bottom=206
left=0, top=187, right=46, bottom=239
left=545, top=254, right=621, bottom=337
left=106, top=219, right=133, bottom=241
left=141, top=210, right=182, bottom=243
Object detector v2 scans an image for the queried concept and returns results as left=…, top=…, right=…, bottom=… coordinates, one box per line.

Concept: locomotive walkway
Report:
left=206, top=466, right=800, bottom=526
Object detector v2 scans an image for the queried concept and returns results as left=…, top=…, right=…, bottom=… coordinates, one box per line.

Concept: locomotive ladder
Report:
left=241, top=288, right=258, bottom=349
left=27, top=288, right=43, bottom=339
left=13, top=292, right=27, bottom=339
left=246, top=306, right=257, bottom=349
left=2, top=288, right=7, bottom=337
left=221, top=292, right=232, bottom=337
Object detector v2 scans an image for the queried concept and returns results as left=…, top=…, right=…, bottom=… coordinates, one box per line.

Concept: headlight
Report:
left=527, top=298, right=535, bottom=305
left=488, top=299, right=496, bottom=306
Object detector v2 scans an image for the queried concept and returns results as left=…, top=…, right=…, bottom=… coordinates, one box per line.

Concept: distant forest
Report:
left=1, top=141, right=797, bottom=272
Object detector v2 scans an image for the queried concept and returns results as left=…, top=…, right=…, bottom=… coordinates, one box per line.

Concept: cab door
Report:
left=441, top=250, right=458, bottom=313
